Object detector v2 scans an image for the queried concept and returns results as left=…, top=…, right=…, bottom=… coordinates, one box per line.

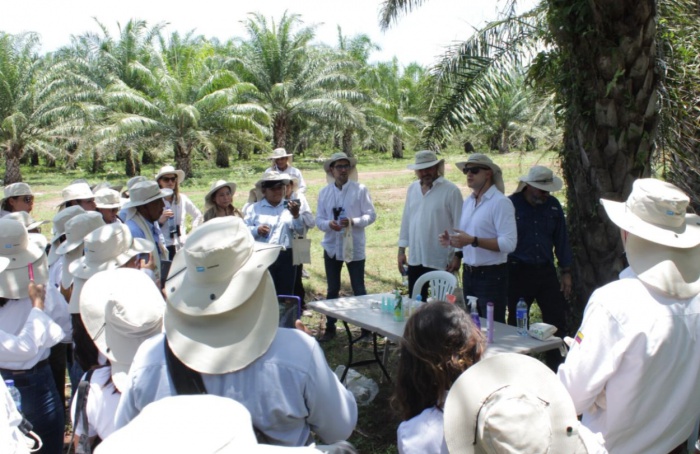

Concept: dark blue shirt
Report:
left=508, top=191, right=572, bottom=268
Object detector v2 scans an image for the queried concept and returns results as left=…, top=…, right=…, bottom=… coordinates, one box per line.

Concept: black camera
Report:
left=332, top=207, right=343, bottom=221
left=169, top=224, right=181, bottom=239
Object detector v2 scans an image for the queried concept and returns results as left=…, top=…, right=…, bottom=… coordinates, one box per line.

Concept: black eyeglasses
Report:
left=332, top=164, right=351, bottom=170
left=160, top=176, right=178, bottom=183
left=463, top=166, right=489, bottom=175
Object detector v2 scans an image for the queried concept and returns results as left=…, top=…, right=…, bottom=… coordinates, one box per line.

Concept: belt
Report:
left=508, top=260, right=553, bottom=270
left=0, top=358, right=50, bottom=376
left=463, top=263, right=507, bottom=273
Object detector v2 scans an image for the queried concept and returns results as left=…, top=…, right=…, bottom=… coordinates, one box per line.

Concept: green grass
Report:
left=15, top=148, right=560, bottom=452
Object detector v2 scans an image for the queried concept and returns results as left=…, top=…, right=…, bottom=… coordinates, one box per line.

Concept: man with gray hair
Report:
left=398, top=150, right=462, bottom=299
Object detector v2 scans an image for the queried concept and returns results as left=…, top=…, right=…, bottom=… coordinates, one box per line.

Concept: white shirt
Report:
left=0, top=376, right=30, bottom=454
left=70, top=367, right=120, bottom=441
left=244, top=199, right=306, bottom=249
left=397, top=406, right=448, bottom=454
left=458, top=185, right=517, bottom=266
left=267, top=165, right=307, bottom=193
left=398, top=177, right=462, bottom=269
left=115, top=330, right=357, bottom=446
left=162, top=193, right=203, bottom=248
left=293, top=191, right=315, bottom=231
left=316, top=180, right=377, bottom=261
left=0, top=298, right=64, bottom=369
left=558, top=267, right=700, bottom=454
left=47, top=257, right=73, bottom=342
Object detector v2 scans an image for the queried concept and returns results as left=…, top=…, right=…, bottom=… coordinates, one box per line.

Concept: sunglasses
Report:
left=22, top=196, right=34, bottom=203
left=160, top=176, right=178, bottom=183
left=332, top=164, right=351, bottom=170
left=463, top=166, right=489, bottom=175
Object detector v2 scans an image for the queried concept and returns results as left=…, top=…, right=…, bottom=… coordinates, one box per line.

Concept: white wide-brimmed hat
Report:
left=48, top=206, right=85, bottom=266
left=80, top=268, right=164, bottom=391
left=254, top=171, right=293, bottom=193
left=58, top=182, right=94, bottom=208
left=267, top=147, right=294, bottom=160
left=204, top=180, right=237, bottom=210
left=0, top=219, right=49, bottom=299
left=4, top=211, right=48, bottom=232
left=601, top=178, right=700, bottom=298
left=323, top=152, right=359, bottom=184
left=407, top=150, right=445, bottom=173
left=455, top=153, right=505, bottom=193
left=94, top=188, right=123, bottom=209
left=121, top=181, right=172, bottom=210
left=1, top=182, right=33, bottom=207
left=515, top=165, right=563, bottom=193
left=69, top=223, right=153, bottom=280
left=93, top=395, right=323, bottom=454
left=55, top=212, right=105, bottom=256
left=444, top=353, right=587, bottom=454
left=164, top=217, right=281, bottom=374
left=155, top=165, right=186, bottom=184
left=122, top=176, right=148, bottom=198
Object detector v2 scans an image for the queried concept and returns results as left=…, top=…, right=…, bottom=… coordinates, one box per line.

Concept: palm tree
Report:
left=230, top=12, right=362, bottom=151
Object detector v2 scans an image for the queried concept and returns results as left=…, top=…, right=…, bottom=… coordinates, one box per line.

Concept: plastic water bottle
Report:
left=5, top=379, right=21, bottom=412
left=516, top=297, right=528, bottom=336
left=467, top=296, right=481, bottom=330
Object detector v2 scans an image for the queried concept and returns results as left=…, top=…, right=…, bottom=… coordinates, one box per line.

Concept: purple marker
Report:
left=486, top=302, right=494, bottom=344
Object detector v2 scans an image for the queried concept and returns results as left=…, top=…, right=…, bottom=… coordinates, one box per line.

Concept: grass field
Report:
left=15, top=148, right=561, bottom=453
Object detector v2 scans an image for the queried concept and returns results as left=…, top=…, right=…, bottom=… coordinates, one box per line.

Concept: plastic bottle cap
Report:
left=445, top=294, right=456, bottom=304
left=4, top=379, right=14, bottom=387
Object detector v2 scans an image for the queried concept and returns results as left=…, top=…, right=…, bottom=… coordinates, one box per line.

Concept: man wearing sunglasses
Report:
left=440, top=153, right=516, bottom=323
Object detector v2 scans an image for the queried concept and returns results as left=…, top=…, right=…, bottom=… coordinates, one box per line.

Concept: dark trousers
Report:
left=323, top=250, right=366, bottom=330
left=2, top=363, right=65, bottom=454
left=408, top=265, right=439, bottom=301
left=462, top=263, right=508, bottom=323
left=268, top=248, right=297, bottom=297
left=507, top=260, right=567, bottom=371
left=48, top=343, right=67, bottom=410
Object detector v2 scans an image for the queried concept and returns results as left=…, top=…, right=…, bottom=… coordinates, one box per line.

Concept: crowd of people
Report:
left=0, top=147, right=699, bottom=454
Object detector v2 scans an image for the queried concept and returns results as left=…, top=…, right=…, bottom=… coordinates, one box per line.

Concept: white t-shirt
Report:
left=0, top=376, right=30, bottom=454
left=71, top=367, right=120, bottom=440
left=397, top=406, right=448, bottom=454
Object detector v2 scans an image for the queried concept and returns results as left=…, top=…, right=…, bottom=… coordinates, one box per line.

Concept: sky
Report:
left=0, top=0, right=532, bottom=67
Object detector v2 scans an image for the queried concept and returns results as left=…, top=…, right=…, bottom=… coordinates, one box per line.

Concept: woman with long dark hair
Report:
left=393, top=302, right=486, bottom=454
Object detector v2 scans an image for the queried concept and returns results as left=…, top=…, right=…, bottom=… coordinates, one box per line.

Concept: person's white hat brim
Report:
left=515, top=166, right=563, bottom=193
left=55, top=212, right=105, bottom=256
left=444, top=353, right=586, bottom=454
left=155, top=165, right=186, bottom=184
left=80, top=268, right=164, bottom=391
left=57, top=182, right=94, bottom=207
left=69, top=237, right=153, bottom=280
left=121, top=184, right=173, bottom=210
left=407, top=150, right=444, bottom=171
left=455, top=154, right=505, bottom=193
left=204, top=180, right=237, bottom=210
left=267, top=147, right=294, bottom=160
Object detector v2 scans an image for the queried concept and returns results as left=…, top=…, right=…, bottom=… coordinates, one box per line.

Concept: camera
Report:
left=169, top=224, right=181, bottom=239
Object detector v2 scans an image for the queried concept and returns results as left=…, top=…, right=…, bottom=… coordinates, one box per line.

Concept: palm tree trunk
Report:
left=174, top=142, right=192, bottom=178
left=273, top=114, right=287, bottom=148
left=4, top=143, right=23, bottom=184
left=392, top=135, right=404, bottom=159
left=125, top=149, right=140, bottom=177
left=342, top=128, right=354, bottom=157
left=551, top=0, right=658, bottom=324
left=216, top=147, right=229, bottom=168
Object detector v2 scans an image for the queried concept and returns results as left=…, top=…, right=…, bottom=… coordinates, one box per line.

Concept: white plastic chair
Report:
left=411, top=270, right=457, bottom=300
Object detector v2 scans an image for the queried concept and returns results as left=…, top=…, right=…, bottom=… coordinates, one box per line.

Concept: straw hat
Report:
left=444, top=353, right=587, bottom=454
left=47, top=206, right=85, bottom=266
left=267, top=147, right=294, bottom=161
left=323, top=152, right=359, bottom=184
left=515, top=165, right=563, bottom=193
left=0, top=219, right=49, bottom=299
left=58, top=182, right=94, bottom=208
left=407, top=150, right=444, bottom=173
left=601, top=178, right=700, bottom=298
left=164, top=217, right=281, bottom=374
left=204, top=180, right=237, bottom=210
left=455, top=154, right=505, bottom=193
left=93, top=395, right=323, bottom=454
left=4, top=211, right=48, bottom=232
left=155, top=165, right=186, bottom=184
left=80, top=268, right=164, bottom=391
left=1, top=182, right=33, bottom=206
left=94, top=188, right=123, bottom=210
left=121, top=181, right=172, bottom=210
left=69, top=223, right=153, bottom=280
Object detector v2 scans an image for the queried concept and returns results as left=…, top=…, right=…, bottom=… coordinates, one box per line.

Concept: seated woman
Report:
left=393, top=302, right=486, bottom=454
left=71, top=268, right=164, bottom=450
left=155, top=165, right=203, bottom=260
left=203, top=180, right=243, bottom=222
left=244, top=172, right=305, bottom=326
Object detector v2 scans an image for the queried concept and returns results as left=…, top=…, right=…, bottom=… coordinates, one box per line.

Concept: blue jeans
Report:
left=323, top=251, right=366, bottom=330
left=462, top=263, right=508, bottom=323
left=2, top=362, right=65, bottom=454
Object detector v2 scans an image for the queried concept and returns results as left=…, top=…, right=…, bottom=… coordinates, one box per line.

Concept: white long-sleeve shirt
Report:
left=162, top=193, right=202, bottom=247
left=267, top=165, right=307, bottom=194
left=458, top=185, right=517, bottom=266
left=244, top=199, right=306, bottom=249
left=115, top=331, right=357, bottom=446
left=398, top=177, right=462, bottom=269
left=316, top=180, right=376, bottom=262
left=0, top=298, right=64, bottom=369
left=558, top=267, right=700, bottom=454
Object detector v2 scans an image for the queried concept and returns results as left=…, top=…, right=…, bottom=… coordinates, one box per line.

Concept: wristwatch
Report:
left=471, top=237, right=479, bottom=248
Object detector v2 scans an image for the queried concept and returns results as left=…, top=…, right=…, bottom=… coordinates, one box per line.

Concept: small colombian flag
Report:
left=575, top=331, right=584, bottom=344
